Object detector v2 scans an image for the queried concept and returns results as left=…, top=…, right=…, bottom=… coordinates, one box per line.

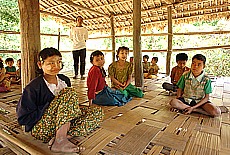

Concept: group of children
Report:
left=142, top=55, right=159, bottom=79
left=16, top=47, right=220, bottom=153
left=163, top=53, right=220, bottom=117
left=0, top=57, right=21, bottom=92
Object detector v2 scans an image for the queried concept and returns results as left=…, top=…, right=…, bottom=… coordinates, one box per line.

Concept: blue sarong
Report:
left=93, top=86, right=132, bottom=106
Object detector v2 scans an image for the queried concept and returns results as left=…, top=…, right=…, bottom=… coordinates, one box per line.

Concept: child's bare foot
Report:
left=51, top=138, right=85, bottom=153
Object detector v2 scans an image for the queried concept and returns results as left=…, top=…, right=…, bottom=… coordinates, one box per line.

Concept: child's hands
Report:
left=121, top=82, right=126, bottom=87
left=183, top=106, right=194, bottom=114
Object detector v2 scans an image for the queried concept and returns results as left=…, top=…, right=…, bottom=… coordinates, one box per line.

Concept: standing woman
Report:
left=70, top=16, right=88, bottom=80
left=17, top=47, right=103, bottom=153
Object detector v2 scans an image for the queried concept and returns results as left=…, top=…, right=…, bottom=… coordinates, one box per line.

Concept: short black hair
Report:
left=143, top=55, right=149, bottom=60
left=38, top=47, right=62, bottom=62
left=176, top=53, right=188, bottom=62
left=90, top=50, right=104, bottom=63
left=192, top=54, right=206, bottom=65
left=5, top=58, right=14, bottom=64
left=152, top=57, right=158, bottom=63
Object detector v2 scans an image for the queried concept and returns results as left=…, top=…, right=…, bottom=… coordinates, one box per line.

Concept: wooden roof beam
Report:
left=40, top=10, right=75, bottom=22
left=42, top=3, right=66, bottom=11
left=56, top=0, right=109, bottom=17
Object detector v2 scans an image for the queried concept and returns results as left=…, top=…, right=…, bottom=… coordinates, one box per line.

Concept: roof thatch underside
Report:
left=40, top=0, right=230, bottom=33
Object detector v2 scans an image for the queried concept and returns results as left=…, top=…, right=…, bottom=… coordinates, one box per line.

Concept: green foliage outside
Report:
left=0, top=0, right=229, bottom=76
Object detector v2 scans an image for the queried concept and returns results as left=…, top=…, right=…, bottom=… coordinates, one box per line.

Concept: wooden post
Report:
left=166, top=6, right=172, bottom=76
left=110, top=14, right=116, bottom=62
left=58, top=28, right=61, bottom=50
left=133, top=0, right=143, bottom=87
left=18, top=0, right=41, bottom=89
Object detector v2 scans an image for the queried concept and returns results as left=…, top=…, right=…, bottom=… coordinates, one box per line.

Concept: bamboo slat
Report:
left=101, top=118, right=136, bottom=134
left=0, top=137, right=29, bottom=155
left=143, top=90, right=163, bottom=100
left=78, top=128, right=119, bottom=155
left=220, top=124, right=230, bottom=150
left=147, top=108, right=178, bottom=124
left=151, top=131, right=188, bottom=151
left=169, top=149, right=183, bottom=155
left=141, top=99, right=166, bottom=110
left=0, top=128, right=51, bottom=155
left=114, top=107, right=156, bottom=124
left=222, top=112, right=230, bottom=125
left=146, top=145, right=164, bottom=155
left=198, top=116, right=221, bottom=135
left=142, top=119, right=167, bottom=130
left=0, top=147, right=16, bottom=155
left=111, top=124, right=161, bottom=154
left=183, top=131, right=220, bottom=155
left=164, top=115, right=199, bottom=138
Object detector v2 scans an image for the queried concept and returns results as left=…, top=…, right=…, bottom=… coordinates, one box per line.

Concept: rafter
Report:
left=56, top=0, right=109, bottom=17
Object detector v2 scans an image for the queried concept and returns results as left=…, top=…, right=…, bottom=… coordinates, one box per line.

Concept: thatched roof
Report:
left=40, top=0, right=230, bottom=33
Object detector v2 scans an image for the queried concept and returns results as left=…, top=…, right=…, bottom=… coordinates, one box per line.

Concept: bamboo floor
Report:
left=0, top=73, right=229, bottom=155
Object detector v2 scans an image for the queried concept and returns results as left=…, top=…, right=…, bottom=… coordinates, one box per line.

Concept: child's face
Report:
left=38, top=55, right=62, bottom=76
left=118, top=49, right=128, bottom=61
left=177, top=60, right=187, bottom=69
left=17, top=61, right=21, bottom=68
left=191, top=58, right=204, bottom=76
left=92, top=55, right=105, bottom=67
left=7, top=61, right=14, bottom=67
left=151, top=59, right=156, bottom=65
left=130, top=57, right=134, bottom=63
left=143, top=57, right=148, bottom=62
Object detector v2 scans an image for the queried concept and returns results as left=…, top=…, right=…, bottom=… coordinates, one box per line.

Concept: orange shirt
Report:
left=170, top=66, right=190, bottom=85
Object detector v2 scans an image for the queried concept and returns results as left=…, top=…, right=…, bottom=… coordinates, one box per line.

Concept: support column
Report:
left=166, top=6, right=172, bottom=76
left=110, top=14, right=116, bottom=62
left=133, top=0, right=143, bottom=87
left=18, top=0, right=41, bottom=89
left=58, top=28, right=61, bottom=50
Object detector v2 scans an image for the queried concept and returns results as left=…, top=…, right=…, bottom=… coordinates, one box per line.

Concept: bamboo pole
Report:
left=133, top=0, right=143, bottom=87
left=166, top=6, right=173, bottom=76
left=110, top=14, right=116, bottom=62
left=18, top=0, right=41, bottom=89
left=0, top=128, right=43, bottom=155
left=58, top=28, right=61, bottom=50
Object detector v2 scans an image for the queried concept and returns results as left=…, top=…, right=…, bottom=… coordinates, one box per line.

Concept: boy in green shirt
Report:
left=169, top=54, right=220, bottom=117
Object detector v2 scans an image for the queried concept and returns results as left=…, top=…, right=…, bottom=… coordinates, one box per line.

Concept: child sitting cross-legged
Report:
left=169, top=54, right=221, bottom=117
left=87, top=50, right=132, bottom=106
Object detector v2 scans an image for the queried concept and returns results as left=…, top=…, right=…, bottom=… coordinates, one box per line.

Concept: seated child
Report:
left=87, top=50, right=132, bottom=106
left=108, top=46, right=144, bottom=98
left=162, top=53, right=190, bottom=92
left=17, top=47, right=103, bottom=153
left=169, top=54, right=221, bottom=117
left=5, top=58, right=16, bottom=78
left=142, top=55, right=150, bottom=73
left=0, top=60, right=11, bottom=92
left=15, top=59, right=21, bottom=84
left=144, top=57, right=159, bottom=79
